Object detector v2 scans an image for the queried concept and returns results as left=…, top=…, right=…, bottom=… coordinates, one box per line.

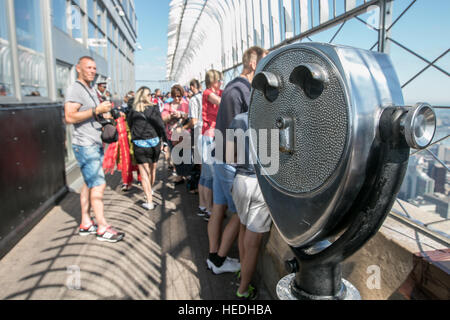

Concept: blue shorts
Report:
left=200, top=135, right=214, bottom=189
left=199, top=169, right=214, bottom=189
left=213, top=162, right=237, bottom=213
left=73, top=144, right=106, bottom=189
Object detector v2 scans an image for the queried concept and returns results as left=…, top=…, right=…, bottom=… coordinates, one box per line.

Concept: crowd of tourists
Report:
left=64, top=46, right=270, bottom=300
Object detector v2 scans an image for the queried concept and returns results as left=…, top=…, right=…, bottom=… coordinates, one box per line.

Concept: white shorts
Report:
left=232, top=174, right=272, bottom=233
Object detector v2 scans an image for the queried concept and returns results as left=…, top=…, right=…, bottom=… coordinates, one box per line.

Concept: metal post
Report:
left=5, top=0, right=22, bottom=101
left=82, top=0, right=88, bottom=49
left=41, top=0, right=57, bottom=101
left=378, top=0, right=393, bottom=53
left=293, top=262, right=345, bottom=299
left=384, top=0, right=393, bottom=53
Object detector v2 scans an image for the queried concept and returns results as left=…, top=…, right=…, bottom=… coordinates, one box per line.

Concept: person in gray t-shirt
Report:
left=64, top=56, right=124, bottom=243
left=65, top=79, right=103, bottom=147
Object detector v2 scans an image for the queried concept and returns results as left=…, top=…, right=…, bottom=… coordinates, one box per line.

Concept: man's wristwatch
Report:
left=92, top=107, right=97, bottom=119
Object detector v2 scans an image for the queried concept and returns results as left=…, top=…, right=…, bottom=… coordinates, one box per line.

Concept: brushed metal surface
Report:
left=250, top=47, right=348, bottom=193
left=249, top=43, right=405, bottom=248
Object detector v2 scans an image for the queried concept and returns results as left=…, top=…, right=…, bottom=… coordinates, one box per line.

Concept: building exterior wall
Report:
left=0, top=103, right=66, bottom=258
left=0, top=0, right=137, bottom=103
left=0, top=0, right=137, bottom=258
left=1, top=0, right=137, bottom=166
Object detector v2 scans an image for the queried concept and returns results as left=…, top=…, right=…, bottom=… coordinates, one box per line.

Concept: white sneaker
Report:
left=142, top=202, right=155, bottom=210
left=227, top=257, right=240, bottom=264
left=207, top=257, right=241, bottom=274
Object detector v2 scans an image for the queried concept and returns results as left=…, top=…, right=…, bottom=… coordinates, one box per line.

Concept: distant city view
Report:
left=397, top=107, right=450, bottom=238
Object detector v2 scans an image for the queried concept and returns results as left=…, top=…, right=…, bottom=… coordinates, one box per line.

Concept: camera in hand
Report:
left=96, top=107, right=121, bottom=127
left=110, top=108, right=121, bottom=120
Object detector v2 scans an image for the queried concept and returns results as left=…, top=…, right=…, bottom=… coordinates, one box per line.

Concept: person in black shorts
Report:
left=127, top=86, right=168, bottom=210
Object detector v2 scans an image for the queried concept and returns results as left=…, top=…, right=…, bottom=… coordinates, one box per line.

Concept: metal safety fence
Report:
left=167, top=0, right=449, bottom=242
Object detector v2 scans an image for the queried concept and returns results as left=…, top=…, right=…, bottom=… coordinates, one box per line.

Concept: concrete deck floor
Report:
left=0, top=159, right=271, bottom=300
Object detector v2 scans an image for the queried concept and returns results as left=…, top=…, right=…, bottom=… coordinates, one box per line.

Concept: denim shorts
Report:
left=199, top=135, right=215, bottom=189
left=213, top=162, right=237, bottom=213
left=73, top=144, right=106, bottom=189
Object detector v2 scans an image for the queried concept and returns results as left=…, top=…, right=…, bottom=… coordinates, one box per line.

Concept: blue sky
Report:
left=305, top=0, right=450, bottom=105
left=134, top=0, right=449, bottom=104
left=134, top=0, right=171, bottom=88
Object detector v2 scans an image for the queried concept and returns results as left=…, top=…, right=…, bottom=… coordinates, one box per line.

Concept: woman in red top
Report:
left=202, top=70, right=223, bottom=138
left=199, top=69, right=223, bottom=220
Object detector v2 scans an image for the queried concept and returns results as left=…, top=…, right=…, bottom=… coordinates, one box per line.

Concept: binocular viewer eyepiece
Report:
left=248, top=43, right=437, bottom=300
left=379, top=103, right=436, bottom=150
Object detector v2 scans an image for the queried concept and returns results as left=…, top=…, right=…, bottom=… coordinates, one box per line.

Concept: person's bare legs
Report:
left=90, top=184, right=108, bottom=233
left=204, top=186, right=213, bottom=213
left=217, top=214, right=240, bottom=258
left=238, top=223, right=246, bottom=266
left=80, top=183, right=92, bottom=226
left=199, top=184, right=213, bottom=213
left=208, top=204, right=227, bottom=253
left=238, top=228, right=264, bottom=295
left=164, top=145, right=170, bottom=161
left=150, top=162, right=157, bottom=187
left=198, top=184, right=206, bottom=209
left=138, top=163, right=152, bottom=204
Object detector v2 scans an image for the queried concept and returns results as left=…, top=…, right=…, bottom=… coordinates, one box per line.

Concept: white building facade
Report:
left=1, top=0, right=137, bottom=101
left=0, top=0, right=138, bottom=167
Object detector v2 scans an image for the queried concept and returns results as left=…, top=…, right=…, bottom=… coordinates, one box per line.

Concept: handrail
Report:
left=388, top=210, right=450, bottom=246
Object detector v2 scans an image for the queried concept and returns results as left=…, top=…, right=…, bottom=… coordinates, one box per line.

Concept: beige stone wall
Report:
left=257, top=216, right=448, bottom=300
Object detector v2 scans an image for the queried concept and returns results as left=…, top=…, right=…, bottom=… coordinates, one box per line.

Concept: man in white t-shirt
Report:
left=187, top=79, right=203, bottom=156
left=186, top=79, right=212, bottom=217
